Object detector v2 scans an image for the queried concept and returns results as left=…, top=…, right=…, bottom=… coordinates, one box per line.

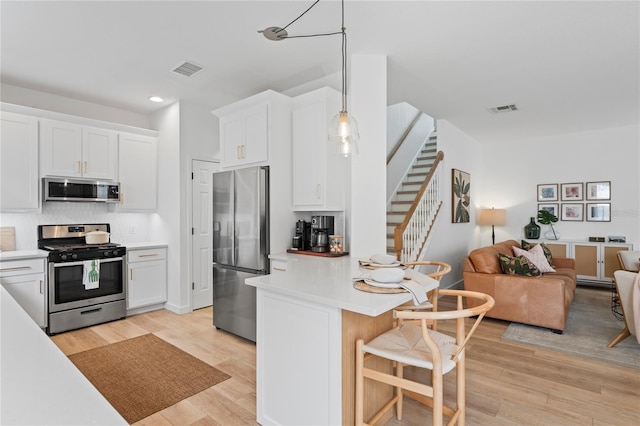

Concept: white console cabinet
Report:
left=571, top=241, right=633, bottom=283
left=40, top=119, right=117, bottom=180
left=0, top=112, right=40, bottom=212
left=526, top=239, right=633, bottom=284
left=0, top=255, right=47, bottom=328
left=292, top=87, right=346, bottom=211
left=126, top=246, right=167, bottom=312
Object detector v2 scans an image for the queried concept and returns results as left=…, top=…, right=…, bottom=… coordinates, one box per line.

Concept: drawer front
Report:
left=128, top=247, right=167, bottom=263
left=0, top=258, right=45, bottom=278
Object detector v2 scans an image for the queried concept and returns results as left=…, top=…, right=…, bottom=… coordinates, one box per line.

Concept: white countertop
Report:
left=0, top=249, right=48, bottom=261
left=123, top=242, right=168, bottom=250
left=247, top=253, right=416, bottom=316
left=0, top=286, right=127, bottom=425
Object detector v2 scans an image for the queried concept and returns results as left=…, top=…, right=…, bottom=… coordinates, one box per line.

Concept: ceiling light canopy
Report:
left=260, top=0, right=359, bottom=157
left=148, top=96, right=164, bottom=103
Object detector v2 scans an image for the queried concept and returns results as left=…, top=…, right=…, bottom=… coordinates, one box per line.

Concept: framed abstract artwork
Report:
left=586, top=203, right=611, bottom=222
left=561, top=203, right=584, bottom=221
left=537, top=184, right=558, bottom=202
left=586, top=181, right=611, bottom=201
left=451, top=169, right=470, bottom=223
left=560, top=182, right=583, bottom=201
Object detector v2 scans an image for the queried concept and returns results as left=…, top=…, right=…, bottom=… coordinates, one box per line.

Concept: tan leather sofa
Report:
left=462, top=240, right=577, bottom=333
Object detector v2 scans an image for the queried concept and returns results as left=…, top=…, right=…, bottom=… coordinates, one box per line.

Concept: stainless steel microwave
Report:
left=43, top=177, right=121, bottom=203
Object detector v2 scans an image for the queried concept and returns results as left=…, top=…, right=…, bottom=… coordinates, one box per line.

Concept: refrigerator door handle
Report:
left=231, top=170, right=236, bottom=266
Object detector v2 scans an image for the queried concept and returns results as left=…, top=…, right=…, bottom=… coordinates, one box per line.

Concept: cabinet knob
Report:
left=77, top=160, right=82, bottom=173
left=83, top=160, right=87, bottom=174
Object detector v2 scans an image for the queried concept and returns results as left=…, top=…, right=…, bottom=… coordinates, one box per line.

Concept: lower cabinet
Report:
left=0, top=257, right=47, bottom=328
left=126, top=246, right=167, bottom=310
left=571, top=242, right=632, bottom=283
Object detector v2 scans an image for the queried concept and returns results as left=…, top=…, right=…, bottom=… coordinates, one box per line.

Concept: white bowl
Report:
left=370, top=254, right=397, bottom=265
left=371, top=268, right=405, bottom=283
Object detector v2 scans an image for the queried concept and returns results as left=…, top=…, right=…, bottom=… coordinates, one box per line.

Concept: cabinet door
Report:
left=82, top=127, right=117, bottom=179
left=118, top=133, right=157, bottom=211
left=127, top=259, right=167, bottom=309
left=40, top=119, right=83, bottom=177
left=603, top=244, right=630, bottom=280
left=292, top=102, right=324, bottom=207
left=219, top=103, right=268, bottom=168
left=219, top=113, right=244, bottom=167
left=0, top=112, right=39, bottom=211
left=1, top=273, right=47, bottom=328
left=572, top=243, right=599, bottom=280
left=242, top=103, right=269, bottom=165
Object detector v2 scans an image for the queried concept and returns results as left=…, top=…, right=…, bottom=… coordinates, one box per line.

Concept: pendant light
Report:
left=259, top=0, right=359, bottom=157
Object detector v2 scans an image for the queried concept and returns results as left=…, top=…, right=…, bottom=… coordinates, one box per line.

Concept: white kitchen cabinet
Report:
left=571, top=241, right=633, bottom=283
left=213, top=90, right=291, bottom=169
left=126, top=246, right=167, bottom=311
left=40, top=119, right=117, bottom=180
left=0, top=112, right=40, bottom=212
left=292, top=87, right=346, bottom=211
left=118, top=133, right=158, bottom=211
left=0, top=257, right=47, bottom=328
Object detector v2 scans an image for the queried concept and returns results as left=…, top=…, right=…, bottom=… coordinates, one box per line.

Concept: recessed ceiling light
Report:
left=148, top=96, right=164, bottom=103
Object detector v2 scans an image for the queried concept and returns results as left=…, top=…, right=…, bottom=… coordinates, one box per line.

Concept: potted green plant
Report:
left=537, top=209, right=559, bottom=240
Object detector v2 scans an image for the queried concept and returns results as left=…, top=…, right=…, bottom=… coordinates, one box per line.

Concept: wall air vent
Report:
left=489, top=104, right=518, bottom=113
left=171, top=61, right=203, bottom=77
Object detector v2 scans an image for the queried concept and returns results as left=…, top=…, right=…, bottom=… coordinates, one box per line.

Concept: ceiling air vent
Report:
left=489, top=104, right=518, bottom=114
left=171, top=61, right=203, bottom=77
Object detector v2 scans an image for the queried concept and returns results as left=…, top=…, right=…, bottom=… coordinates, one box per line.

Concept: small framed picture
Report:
left=538, top=203, right=559, bottom=218
left=537, top=184, right=558, bottom=202
left=586, top=181, right=611, bottom=200
left=586, top=203, right=611, bottom=222
left=560, top=183, right=583, bottom=201
left=561, top=203, right=584, bottom=221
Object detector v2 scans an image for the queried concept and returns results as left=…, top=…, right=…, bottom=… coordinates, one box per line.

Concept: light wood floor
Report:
left=51, top=288, right=640, bottom=426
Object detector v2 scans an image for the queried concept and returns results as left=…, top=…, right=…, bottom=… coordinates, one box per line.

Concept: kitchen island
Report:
left=246, top=253, right=425, bottom=426
left=0, top=286, right=127, bottom=425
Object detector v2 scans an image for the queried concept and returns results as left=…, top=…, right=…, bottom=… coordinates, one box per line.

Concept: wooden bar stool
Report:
left=355, top=289, right=494, bottom=426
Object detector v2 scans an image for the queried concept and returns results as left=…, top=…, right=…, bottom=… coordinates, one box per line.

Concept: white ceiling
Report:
left=1, top=1, right=638, bottom=144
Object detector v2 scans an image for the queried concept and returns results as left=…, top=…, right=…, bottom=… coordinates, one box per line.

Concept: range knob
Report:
left=71, top=253, right=78, bottom=260
left=104, top=250, right=111, bottom=257
left=60, top=254, right=68, bottom=261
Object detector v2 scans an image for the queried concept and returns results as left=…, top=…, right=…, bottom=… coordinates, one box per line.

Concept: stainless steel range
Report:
left=38, top=224, right=126, bottom=335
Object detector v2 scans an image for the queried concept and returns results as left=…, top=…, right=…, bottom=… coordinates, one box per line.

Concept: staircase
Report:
left=386, top=133, right=438, bottom=254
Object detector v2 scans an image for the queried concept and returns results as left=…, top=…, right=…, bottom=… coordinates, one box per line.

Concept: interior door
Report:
left=191, top=159, right=219, bottom=310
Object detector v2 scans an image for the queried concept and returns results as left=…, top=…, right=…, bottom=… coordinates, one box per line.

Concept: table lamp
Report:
left=478, top=208, right=506, bottom=245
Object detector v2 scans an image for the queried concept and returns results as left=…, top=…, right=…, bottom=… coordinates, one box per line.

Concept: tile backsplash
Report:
left=0, top=202, right=153, bottom=250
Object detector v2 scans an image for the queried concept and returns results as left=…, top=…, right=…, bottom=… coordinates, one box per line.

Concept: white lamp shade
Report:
left=478, top=208, right=506, bottom=226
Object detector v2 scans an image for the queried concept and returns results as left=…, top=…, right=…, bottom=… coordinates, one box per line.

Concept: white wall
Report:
left=477, top=124, right=640, bottom=248
left=422, top=119, right=483, bottom=287
left=349, top=54, right=387, bottom=258
left=0, top=83, right=150, bottom=129
left=149, top=103, right=185, bottom=313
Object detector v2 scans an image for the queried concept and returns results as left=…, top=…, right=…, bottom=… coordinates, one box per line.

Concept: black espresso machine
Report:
left=311, top=215, right=334, bottom=253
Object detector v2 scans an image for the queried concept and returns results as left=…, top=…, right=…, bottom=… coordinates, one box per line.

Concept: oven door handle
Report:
left=52, top=257, right=124, bottom=267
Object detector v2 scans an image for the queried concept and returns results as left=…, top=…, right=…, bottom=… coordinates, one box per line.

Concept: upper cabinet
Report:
left=40, top=119, right=117, bottom=180
left=118, top=133, right=158, bottom=211
left=213, top=90, right=291, bottom=170
left=0, top=112, right=40, bottom=212
left=292, top=87, right=346, bottom=211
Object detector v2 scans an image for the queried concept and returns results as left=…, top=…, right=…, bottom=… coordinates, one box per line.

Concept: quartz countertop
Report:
left=0, top=286, right=127, bottom=425
left=247, top=253, right=415, bottom=316
left=0, top=249, right=48, bottom=261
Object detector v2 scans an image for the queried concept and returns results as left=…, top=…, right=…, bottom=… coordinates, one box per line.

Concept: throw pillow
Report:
left=498, top=253, right=542, bottom=277
left=513, top=244, right=556, bottom=273
left=521, top=240, right=553, bottom=264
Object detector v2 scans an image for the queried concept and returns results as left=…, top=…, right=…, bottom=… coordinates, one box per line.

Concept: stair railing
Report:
left=387, top=111, right=422, bottom=165
left=393, top=151, right=444, bottom=262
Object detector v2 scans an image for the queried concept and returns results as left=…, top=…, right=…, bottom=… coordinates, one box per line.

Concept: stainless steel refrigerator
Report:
left=212, top=166, right=269, bottom=342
